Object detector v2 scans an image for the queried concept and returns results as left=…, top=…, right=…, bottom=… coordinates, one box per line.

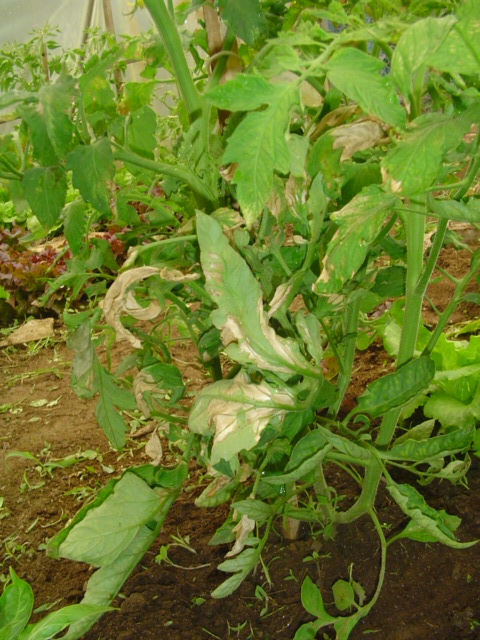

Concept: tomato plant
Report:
left=1, top=1, right=480, bottom=638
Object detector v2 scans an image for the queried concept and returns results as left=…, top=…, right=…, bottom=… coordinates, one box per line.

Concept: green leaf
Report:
left=61, top=516, right=165, bottom=639
left=206, top=74, right=282, bottom=111
left=300, top=576, right=335, bottom=623
left=211, top=547, right=258, bottom=598
left=58, top=473, right=165, bottom=567
left=231, top=499, right=273, bottom=524
left=196, top=212, right=319, bottom=377
left=95, top=362, right=136, bottom=451
left=332, top=579, right=355, bottom=612
left=189, top=372, right=296, bottom=466
left=354, top=357, right=435, bottom=418
left=313, top=187, right=396, bottom=294
left=262, top=446, right=331, bottom=485
left=217, top=0, right=267, bottom=47
left=317, top=427, right=370, bottom=461
left=22, top=167, right=67, bottom=229
left=387, top=479, right=477, bottom=548
left=39, top=74, right=76, bottom=160
left=392, top=16, right=457, bottom=97
left=382, top=110, right=478, bottom=196
left=18, top=605, right=112, bottom=640
left=424, top=384, right=480, bottom=429
left=127, top=106, right=157, bottom=158
left=19, top=105, right=58, bottom=166
left=386, top=426, right=474, bottom=461
left=430, top=198, right=480, bottom=223
left=222, top=85, right=298, bottom=225
left=325, top=48, right=405, bottom=128
left=0, top=568, right=33, bottom=640
left=63, top=200, right=88, bottom=256
left=67, top=139, right=115, bottom=216
left=426, top=2, right=480, bottom=76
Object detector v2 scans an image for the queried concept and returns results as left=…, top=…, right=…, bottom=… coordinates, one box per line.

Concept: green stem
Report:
left=330, top=294, right=361, bottom=417
left=143, top=0, right=205, bottom=123
left=113, top=148, right=216, bottom=209
left=337, top=199, right=427, bottom=524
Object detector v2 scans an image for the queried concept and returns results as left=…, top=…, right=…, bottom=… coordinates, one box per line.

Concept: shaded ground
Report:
left=1, top=237, right=480, bottom=640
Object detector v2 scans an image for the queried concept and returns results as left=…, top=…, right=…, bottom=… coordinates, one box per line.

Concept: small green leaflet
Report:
left=325, top=48, right=405, bottom=129
left=58, top=473, right=165, bottom=567
left=189, top=372, right=296, bottom=466
left=0, top=568, right=33, bottom=640
left=67, top=139, right=115, bottom=216
left=196, top=212, right=320, bottom=378
left=353, top=357, right=435, bottom=419
left=386, top=479, right=477, bottom=548
left=216, top=0, right=267, bottom=47
left=22, top=166, right=67, bottom=229
left=314, top=187, right=396, bottom=295
left=211, top=547, right=258, bottom=598
left=220, top=84, right=298, bottom=225
left=392, top=16, right=457, bottom=97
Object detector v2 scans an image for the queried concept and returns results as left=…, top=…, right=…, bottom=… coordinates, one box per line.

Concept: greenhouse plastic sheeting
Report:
left=0, top=0, right=153, bottom=46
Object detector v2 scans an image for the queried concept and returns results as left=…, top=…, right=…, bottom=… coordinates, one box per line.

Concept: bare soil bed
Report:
left=1, top=241, right=480, bottom=640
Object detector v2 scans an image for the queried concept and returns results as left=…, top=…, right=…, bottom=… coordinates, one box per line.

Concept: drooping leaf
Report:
left=387, top=479, right=477, bottom=548
left=18, top=605, right=112, bottom=640
left=189, top=372, right=296, bottom=466
left=0, top=568, right=33, bottom=640
left=58, top=473, right=165, bottom=567
left=231, top=499, right=273, bottom=525
left=216, top=0, right=267, bottom=47
left=22, top=166, right=67, bottom=228
left=314, top=187, right=396, bottom=295
left=196, top=212, right=320, bottom=377
left=325, top=48, right=405, bottom=128
left=221, top=85, right=298, bottom=225
left=62, top=506, right=172, bottom=640
left=67, top=139, right=115, bottom=216
left=392, top=16, right=457, bottom=97
left=354, top=357, right=435, bottom=418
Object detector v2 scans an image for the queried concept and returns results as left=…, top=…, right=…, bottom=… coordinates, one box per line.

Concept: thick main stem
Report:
left=337, top=199, right=428, bottom=524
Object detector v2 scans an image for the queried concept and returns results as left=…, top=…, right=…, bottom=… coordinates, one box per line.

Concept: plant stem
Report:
left=113, top=148, right=216, bottom=209
left=337, top=199, right=428, bottom=524
left=143, top=0, right=205, bottom=123
left=330, top=293, right=361, bottom=417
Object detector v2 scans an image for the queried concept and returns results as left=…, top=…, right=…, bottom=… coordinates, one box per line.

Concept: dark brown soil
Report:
left=1, top=235, right=480, bottom=640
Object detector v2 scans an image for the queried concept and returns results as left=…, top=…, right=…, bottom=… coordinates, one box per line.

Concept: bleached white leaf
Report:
left=225, top=514, right=256, bottom=557
left=189, top=371, right=296, bottom=465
